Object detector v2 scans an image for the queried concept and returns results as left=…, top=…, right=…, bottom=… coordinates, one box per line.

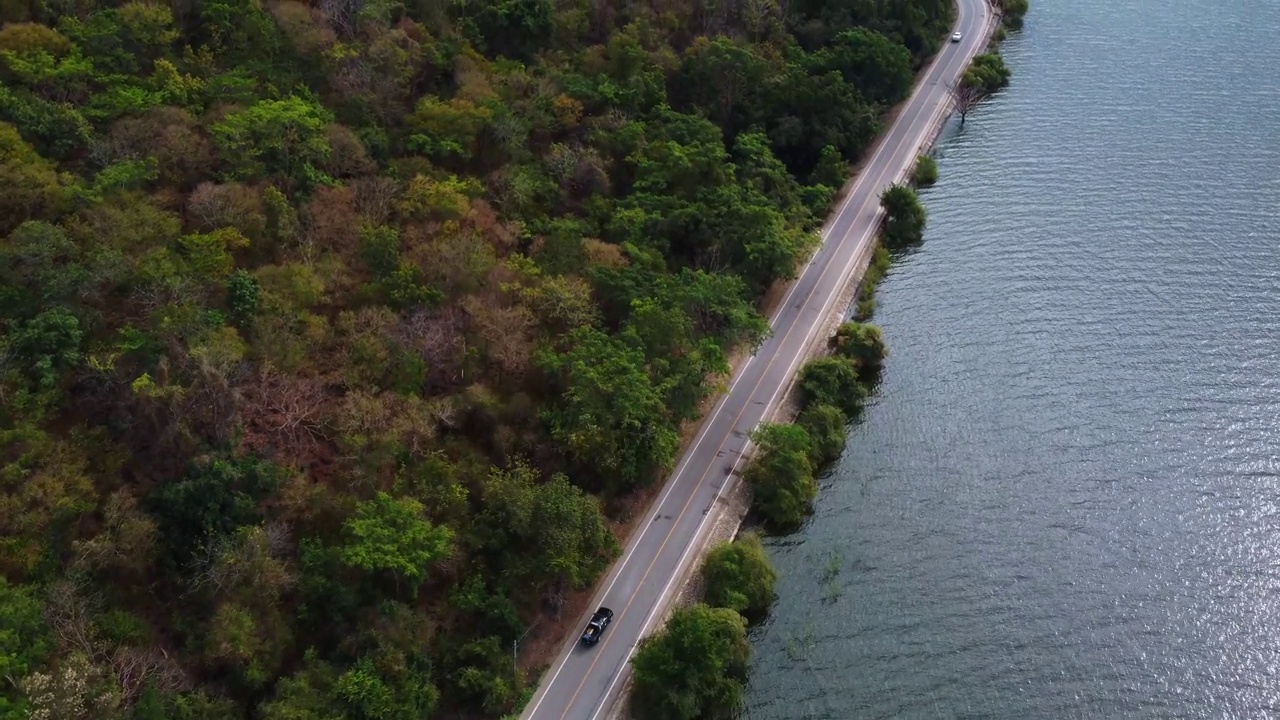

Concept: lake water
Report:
left=742, top=0, right=1280, bottom=717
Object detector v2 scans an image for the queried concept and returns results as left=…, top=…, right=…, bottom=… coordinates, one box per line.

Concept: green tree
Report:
left=819, top=28, right=914, bottom=106
left=0, top=85, right=92, bottom=159
left=258, top=655, right=345, bottom=720
left=211, top=97, right=332, bottom=187
left=58, top=2, right=179, bottom=76
left=629, top=604, right=751, bottom=720
left=795, top=403, right=848, bottom=467
left=962, top=53, right=1012, bottom=94
left=798, top=355, right=867, bottom=415
left=0, top=578, right=51, bottom=718
left=340, top=492, right=454, bottom=593
left=0, top=221, right=91, bottom=321
left=671, top=37, right=771, bottom=136
left=765, top=65, right=879, bottom=178
left=0, top=121, right=65, bottom=235
left=8, top=307, right=82, bottom=391
left=701, top=533, right=777, bottom=623
left=538, top=326, right=679, bottom=492
left=744, top=423, right=817, bottom=530
left=406, top=96, right=492, bottom=164
left=475, top=462, right=619, bottom=592
left=332, top=651, right=438, bottom=720
left=1000, top=0, right=1030, bottom=30
left=148, top=455, right=281, bottom=567
left=0, top=426, right=96, bottom=577
left=831, top=321, right=889, bottom=374
left=226, top=269, right=260, bottom=328
left=880, top=183, right=927, bottom=247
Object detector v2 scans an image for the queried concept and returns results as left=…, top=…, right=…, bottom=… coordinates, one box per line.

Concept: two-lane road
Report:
left=523, top=1, right=994, bottom=717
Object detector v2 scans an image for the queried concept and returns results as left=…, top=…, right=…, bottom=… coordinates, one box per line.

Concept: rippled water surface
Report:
left=742, top=0, right=1280, bottom=717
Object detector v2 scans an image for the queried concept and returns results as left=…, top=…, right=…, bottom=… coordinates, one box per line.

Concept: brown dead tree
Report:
left=399, top=305, right=468, bottom=393
left=949, top=82, right=986, bottom=127
left=237, top=367, right=327, bottom=459
left=111, top=647, right=189, bottom=703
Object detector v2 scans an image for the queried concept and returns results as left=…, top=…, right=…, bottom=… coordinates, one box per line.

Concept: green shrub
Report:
left=831, top=321, right=889, bottom=374
left=796, top=403, right=848, bottom=467
left=702, top=533, right=777, bottom=623
left=1002, top=0, right=1029, bottom=30
left=745, top=423, right=817, bottom=530
left=630, top=604, right=751, bottom=720
left=854, top=296, right=876, bottom=321
left=96, top=609, right=149, bottom=646
left=912, top=154, right=938, bottom=187
left=798, top=356, right=866, bottom=415
left=962, top=53, right=1011, bottom=94
left=855, top=244, right=893, bottom=321
left=880, top=183, right=927, bottom=248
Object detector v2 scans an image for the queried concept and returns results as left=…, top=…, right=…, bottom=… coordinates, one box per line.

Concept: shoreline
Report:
left=514, top=4, right=1003, bottom=712
left=593, top=11, right=1005, bottom=720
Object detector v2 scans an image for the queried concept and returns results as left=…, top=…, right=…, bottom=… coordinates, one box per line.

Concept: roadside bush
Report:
left=854, top=244, right=893, bottom=321
left=702, top=533, right=777, bottom=624
left=796, top=403, right=848, bottom=467
left=798, top=356, right=866, bottom=415
left=912, top=154, right=938, bottom=187
left=831, top=321, right=889, bottom=375
left=880, top=183, right=927, bottom=247
left=1002, top=0, right=1030, bottom=30
left=962, top=53, right=1011, bottom=94
left=744, top=423, right=817, bottom=530
left=630, top=604, right=751, bottom=720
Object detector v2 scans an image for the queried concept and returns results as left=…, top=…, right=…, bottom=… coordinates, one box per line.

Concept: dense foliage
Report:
left=0, top=0, right=955, bottom=716
left=629, top=604, right=751, bottom=720
left=998, top=0, right=1030, bottom=30
left=701, top=533, right=777, bottom=623
left=745, top=422, right=818, bottom=530
left=912, top=153, right=938, bottom=187
left=831, top=320, right=888, bottom=374
left=963, top=52, right=1012, bottom=93
left=854, top=244, right=893, bottom=321
left=880, top=182, right=928, bottom=247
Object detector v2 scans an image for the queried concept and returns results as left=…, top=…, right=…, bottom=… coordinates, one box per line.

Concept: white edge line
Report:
left=581, top=11, right=990, bottom=719
left=526, top=7, right=990, bottom=718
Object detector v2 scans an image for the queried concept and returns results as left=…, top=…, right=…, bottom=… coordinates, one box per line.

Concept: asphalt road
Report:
left=522, top=2, right=994, bottom=718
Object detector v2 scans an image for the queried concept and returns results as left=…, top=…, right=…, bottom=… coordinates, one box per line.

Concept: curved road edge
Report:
left=522, top=1, right=998, bottom=718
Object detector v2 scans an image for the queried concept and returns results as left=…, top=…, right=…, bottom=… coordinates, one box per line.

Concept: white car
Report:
left=951, top=31, right=963, bottom=43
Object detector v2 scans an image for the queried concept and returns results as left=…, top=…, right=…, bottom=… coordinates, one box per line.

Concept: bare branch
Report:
left=949, top=82, right=986, bottom=126
left=111, top=647, right=189, bottom=702
left=399, top=305, right=468, bottom=393
left=44, top=579, right=99, bottom=658
left=351, top=176, right=400, bottom=225
left=235, top=365, right=332, bottom=466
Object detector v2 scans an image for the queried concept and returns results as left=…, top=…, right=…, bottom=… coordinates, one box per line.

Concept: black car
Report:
left=580, top=607, right=614, bottom=646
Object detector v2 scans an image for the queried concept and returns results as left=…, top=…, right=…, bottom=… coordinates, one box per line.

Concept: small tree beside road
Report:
left=702, top=533, right=777, bottom=623
left=629, top=604, right=751, bottom=720
left=880, top=183, right=927, bottom=248
left=949, top=81, right=985, bottom=126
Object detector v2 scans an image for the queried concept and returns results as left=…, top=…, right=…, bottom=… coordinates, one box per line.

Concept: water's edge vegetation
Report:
left=627, top=9, right=1025, bottom=718
left=0, top=0, right=1035, bottom=719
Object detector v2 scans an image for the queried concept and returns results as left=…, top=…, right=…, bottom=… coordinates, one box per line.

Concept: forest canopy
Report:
left=0, top=0, right=953, bottom=716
